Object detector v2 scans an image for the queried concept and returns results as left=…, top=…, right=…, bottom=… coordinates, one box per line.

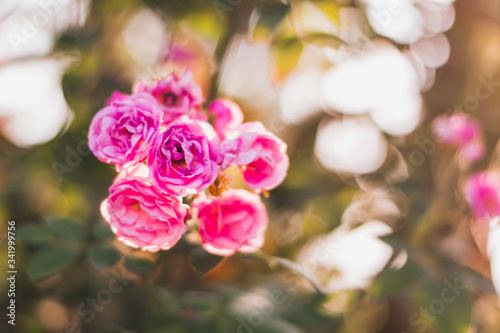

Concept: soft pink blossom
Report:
left=133, top=70, right=205, bottom=124
left=433, top=113, right=484, bottom=161
left=193, top=189, right=268, bottom=256
left=89, top=93, right=162, bottom=168
left=208, top=98, right=244, bottom=140
left=148, top=117, right=220, bottom=196
left=101, top=172, right=189, bottom=252
left=464, top=171, right=500, bottom=223
left=220, top=122, right=289, bottom=191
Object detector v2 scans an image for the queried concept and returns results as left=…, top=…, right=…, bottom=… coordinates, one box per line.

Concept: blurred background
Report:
left=1, top=0, right=500, bottom=332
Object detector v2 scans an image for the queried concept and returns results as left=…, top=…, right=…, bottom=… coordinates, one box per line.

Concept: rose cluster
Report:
left=89, top=70, right=289, bottom=254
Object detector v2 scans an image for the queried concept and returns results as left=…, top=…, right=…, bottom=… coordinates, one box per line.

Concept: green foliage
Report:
left=255, top=2, right=290, bottom=32
left=370, top=258, right=421, bottom=299
left=413, top=277, right=472, bottom=333
left=189, top=247, right=225, bottom=274
left=27, top=245, right=79, bottom=281
left=48, top=218, right=87, bottom=243
left=93, top=223, right=115, bottom=241
left=124, top=255, right=155, bottom=276
left=271, top=37, right=304, bottom=79
left=88, top=244, right=121, bottom=268
left=17, top=224, right=53, bottom=244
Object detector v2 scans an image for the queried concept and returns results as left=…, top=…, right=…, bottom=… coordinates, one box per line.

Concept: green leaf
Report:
left=47, top=218, right=86, bottom=242
left=301, top=32, right=346, bottom=49
left=88, top=245, right=120, bottom=268
left=370, top=259, right=421, bottom=299
left=189, top=247, right=224, bottom=274
left=308, top=0, right=340, bottom=25
left=413, top=277, right=472, bottom=333
left=93, top=223, right=115, bottom=241
left=256, top=3, right=290, bottom=32
left=271, top=255, right=325, bottom=294
left=271, top=37, right=303, bottom=80
left=17, top=224, right=52, bottom=244
left=124, top=256, right=155, bottom=276
left=27, top=245, right=79, bottom=281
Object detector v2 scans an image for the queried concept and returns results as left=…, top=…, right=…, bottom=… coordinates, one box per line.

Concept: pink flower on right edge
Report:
left=101, top=165, right=189, bottom=252
left=464, top=171, right=500, bottom=223
left=193, top=189, right=268, bottom=256
left=432, top=112, right=484, bottom=161
left=133, top=70, right=205, bottom=125
left=220, top=122, right=289, bottom=192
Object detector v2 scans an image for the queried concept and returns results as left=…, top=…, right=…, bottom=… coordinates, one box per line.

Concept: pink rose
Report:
left=133, top=70, right=205, bottom=124
left=220, top=122, right=289, bottom=191
left=100, top=168, right=189, bottom=252
left=464, top=172, right=500, bottom=223
left=88, top=93, right=162, bottom=168
left=148, top=117, right=220, bottom=196
left=433, top=113, right=484, bottom=161
left=193, top=189, right=268, bottom=256
left=208, top=98, right=244, bottom=140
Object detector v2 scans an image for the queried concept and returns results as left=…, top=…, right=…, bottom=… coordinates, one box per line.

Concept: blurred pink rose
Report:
left=148, top=117, right=220, bottom=196
left=433, top=113, right=484, bottom=161
left=106, top=91, right=129, bottom=106
left=220, top=122, right=289, bottom=191
left=101, top=173, right=189, bottom=252
left=208, top=98, right=244, bottom=140
left=89, top=93, right=162, bottom=168
left=133, top=70, right=205, bottom=124
left=465, top=171, right=500, bottom=223
left=193, top=189, right=268, bottom=256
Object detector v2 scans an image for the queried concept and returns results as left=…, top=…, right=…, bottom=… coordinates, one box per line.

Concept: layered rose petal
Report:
left=208, top=98, right=244, bottom=140
left=193, top=189, right=268, bottom=256
left=220, top=122, right=289, bottom=191
left=89, top=93, right=162, bottom=168
left=101, top=175, right=189, bottom=252
left=148, top=117, right=220, bottom=196
left=133, top=70, right=205, bottom=124
left=465, top=171, right=500, bottom=223
left=433, top=113, right=484, bottom=162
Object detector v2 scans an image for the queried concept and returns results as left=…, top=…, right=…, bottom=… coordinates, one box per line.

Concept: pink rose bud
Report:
left=101, top=170, right=189, bottom=252
left=133, top=69, right=205, bottom=124
left=106, top=91, right=130, bottom=106
left=432, top=113, right=484, bottom=161
left=88, top=93, right=162, bottom=168
left=193, top=189, right=268, bottom=256
left=148, top=117, right=220, bottom=196
left=208, top=98, right=244, bottom=140
left=220, top=122, right=289, bottom=191
left=464, top=171, right=500, bottom=223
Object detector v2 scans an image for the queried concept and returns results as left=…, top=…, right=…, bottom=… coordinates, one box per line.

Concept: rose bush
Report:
left=89, top=70, right=288, bottom=254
